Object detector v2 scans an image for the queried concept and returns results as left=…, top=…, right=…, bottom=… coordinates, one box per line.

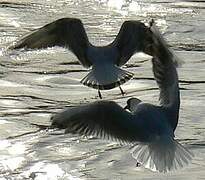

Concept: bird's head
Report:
left=124, top=97, right=142, bottom=112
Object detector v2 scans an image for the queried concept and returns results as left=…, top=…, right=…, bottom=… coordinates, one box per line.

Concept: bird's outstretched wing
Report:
left=51, top=100, right=193, bottom=173
left=150, top=20, right=180, bottom=106
left=150, top=20, right=180, bottom=130
left=8, top=18, right=91, bottom=68
left=113, top=21, right=153, bottom=66
left=51, top=100, right=139, bottom=143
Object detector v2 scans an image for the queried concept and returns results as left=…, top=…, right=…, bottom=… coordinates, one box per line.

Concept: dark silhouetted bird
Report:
left=8, top=18, right=153, bottom=98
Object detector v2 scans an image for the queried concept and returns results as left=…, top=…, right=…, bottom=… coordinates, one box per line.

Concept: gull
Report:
left=51, top=20, right=193, bottom=172
left=8, top=18, right=153, bottom=99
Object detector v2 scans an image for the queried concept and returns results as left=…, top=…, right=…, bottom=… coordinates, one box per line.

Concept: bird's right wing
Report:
left=8, top=18, right=91, bottom=68
left=51, top=100, right=139, bottom=143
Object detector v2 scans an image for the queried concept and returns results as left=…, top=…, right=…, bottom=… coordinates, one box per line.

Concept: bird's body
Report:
left=8, top=18, right=153, bottom=98
left=51, top=20, right=193, bottom=172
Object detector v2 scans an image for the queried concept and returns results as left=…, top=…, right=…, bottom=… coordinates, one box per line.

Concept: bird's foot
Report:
left=98, top=90, right=102, bottom=99
left=119, top=86, right=125, bottom=96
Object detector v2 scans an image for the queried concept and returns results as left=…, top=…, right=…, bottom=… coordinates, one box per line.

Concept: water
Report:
left=0, top=0, right=205, bottom=179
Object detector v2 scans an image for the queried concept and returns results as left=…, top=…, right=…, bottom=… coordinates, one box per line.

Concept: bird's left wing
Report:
left=113, top=21, right=153, bottom=66
left=8, top=18, right=91, bottom=68
left=51, top=100, right=139, bottom=143
left=149, top=20, right=181, bottom=130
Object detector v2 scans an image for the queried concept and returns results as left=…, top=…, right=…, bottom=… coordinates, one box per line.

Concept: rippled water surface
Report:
left=0, top=0, right=205, bottom=179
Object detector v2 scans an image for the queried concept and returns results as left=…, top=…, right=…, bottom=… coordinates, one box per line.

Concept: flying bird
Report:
left=8, top=18, right=153, bottom=98
left=51, top=20, right=193, bottom=172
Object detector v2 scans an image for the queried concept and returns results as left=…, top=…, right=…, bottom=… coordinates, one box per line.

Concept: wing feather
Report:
left=9, top=18, right=91, bottom=67
left=113, top=21, right=153, bottom=66
left=150, top=20, right=180, bottom=130
left=51, top=100, right=138, bottom=143
left=150, top=20, right=180, bottom=106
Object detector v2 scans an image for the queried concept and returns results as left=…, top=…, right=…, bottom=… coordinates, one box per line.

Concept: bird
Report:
left=50, top=20, right=193, bottom=172
left=8, top=18, right=153, bottom=99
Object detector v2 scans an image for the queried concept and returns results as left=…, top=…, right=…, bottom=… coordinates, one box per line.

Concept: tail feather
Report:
left=80, top=65, right=133, bottom=90
left=131, top=137, right=193, bottom=173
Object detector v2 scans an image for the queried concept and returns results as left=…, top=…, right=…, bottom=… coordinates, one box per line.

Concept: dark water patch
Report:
left=125, top=64, right=141, bottom=68
left=0, top=1, right=53, bottom=11
left=59, top=61, right=80, bottom=65
left=172, top=43, right=205, bottom=52
left=0, top=109, right=52, bottom=117
left=165, top=29, right=194, bottom=35
left=0, top=1, right=29, bottom=9
left=180, top=87, right=192, bottom=90
left=150, top=1, right=174, bottom=4
left=179, top=80, right=205, bottom=84
left=33, top=84, right=54, bottom=88
left=124, top=58, right=150, bottom=68
left=184, top=0, right=205, bottom=2
left=192, top=59, right=205, bottom=64
left=190, top=143, right=205, bottom=147
left=11, top=69, right=88, bottom=75
left=133, top=77, right=205, bottom=85
left=178, top=138, right=199, bottom=142
left=0, top=61, right=33, bottom=67
left=133, top=77, right=154, bottom=81
left=6, top=128, right=48, bottom=140
left=0, top=96, right=23, bottom=101
left=29, top=122, right=50, bottom=129
left=0, top=95, right=65, bottom=104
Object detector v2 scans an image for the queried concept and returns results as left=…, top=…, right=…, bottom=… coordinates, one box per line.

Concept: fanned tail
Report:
left=131, top=137, right=193, bottom=173
left=80, top=65, right=133, bottom=90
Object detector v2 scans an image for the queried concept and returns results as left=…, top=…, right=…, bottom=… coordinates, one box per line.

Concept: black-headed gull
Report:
left=8, top=18, right=153, bottom=98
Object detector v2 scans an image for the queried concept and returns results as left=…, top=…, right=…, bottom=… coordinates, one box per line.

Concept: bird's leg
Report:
left=119, top=86, right=125, bottom=96
left=98, top=90, right=102, bottom=99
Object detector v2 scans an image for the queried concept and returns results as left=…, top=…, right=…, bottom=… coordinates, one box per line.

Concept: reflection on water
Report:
left=22, top=162, right=82, bottom=180
left=0, top=0, right=205, bottom=179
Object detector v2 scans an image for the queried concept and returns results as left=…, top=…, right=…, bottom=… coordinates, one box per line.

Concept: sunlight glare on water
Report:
left=0, top=0, right=205, bottom=179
